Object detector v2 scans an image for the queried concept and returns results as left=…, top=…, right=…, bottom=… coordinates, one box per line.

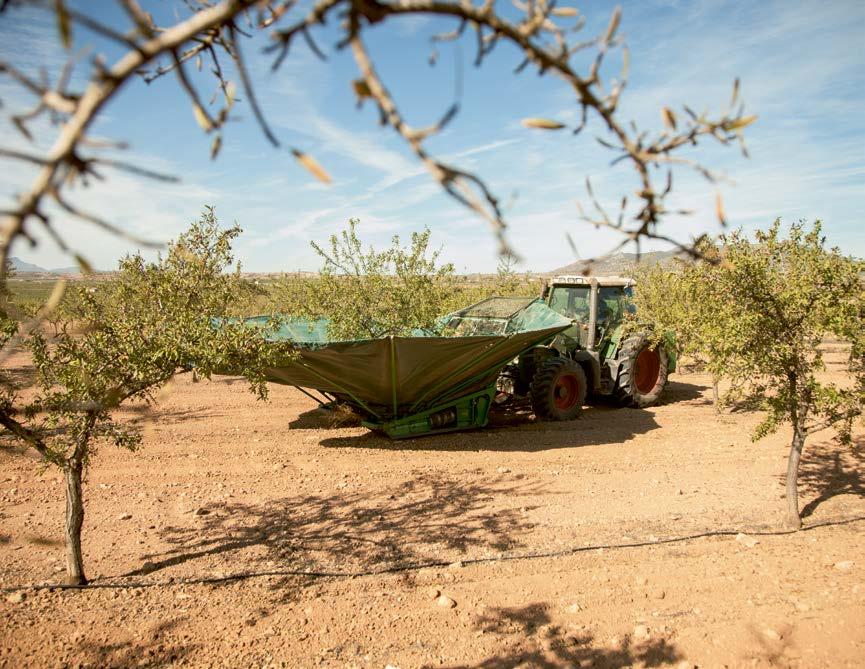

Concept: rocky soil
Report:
left=1, top=349, right=863, bottom=668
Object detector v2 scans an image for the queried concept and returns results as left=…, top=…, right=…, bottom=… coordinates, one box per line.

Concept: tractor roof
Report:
left=550, top=275, right=635, bottom=287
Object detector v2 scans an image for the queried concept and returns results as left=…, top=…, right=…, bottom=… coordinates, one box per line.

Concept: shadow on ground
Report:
left=0, top=359, right=38, bottom=390
left=798, top=436, right=864, bottom=519
left=315, top=406, right=659, bottom=452
left=126, top=472, right=538, bottom=599
left=660, top=379, right=710, bottom=404
left=72, top=620, right=198, bottom=668
left=314, top=380, right=709, bottom=452
left=431, top=603, right=682, bottom=669
left=289, top=404, right=363, bottom=430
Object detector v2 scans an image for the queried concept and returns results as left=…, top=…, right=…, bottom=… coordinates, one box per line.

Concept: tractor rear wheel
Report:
left=530, top=358, right=587, bottom=421
left=613, top=334, right=668, bottom=408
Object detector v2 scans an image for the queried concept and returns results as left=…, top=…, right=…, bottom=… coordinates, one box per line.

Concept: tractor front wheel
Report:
left=530, top=358, right=587, bottom=421
left=613, top=334, right=668, bottom=408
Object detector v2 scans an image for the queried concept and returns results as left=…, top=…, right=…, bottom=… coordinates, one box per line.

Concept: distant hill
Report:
left=548, top=249, right=686, bottom=276
left=9, top=257, right=88, bottom=276
left=51, top=266, right=84, bottom=275
left=9, top=257, right=47, bottom=273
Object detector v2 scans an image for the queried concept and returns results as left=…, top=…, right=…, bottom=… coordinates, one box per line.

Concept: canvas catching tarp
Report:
left=240, top=298, right=571, bottom=420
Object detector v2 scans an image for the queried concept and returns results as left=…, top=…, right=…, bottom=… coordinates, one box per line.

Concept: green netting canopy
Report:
left=241, top=298, right=571, bottom=422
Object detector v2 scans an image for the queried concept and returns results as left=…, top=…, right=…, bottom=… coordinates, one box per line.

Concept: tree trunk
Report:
left=711, top=377, right=720, bottom=413
left=785, top=423, right=806, bottom=530
left=63, top=460, right=87, bottom=585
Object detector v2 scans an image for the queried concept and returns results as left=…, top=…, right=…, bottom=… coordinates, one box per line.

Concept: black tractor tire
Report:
left=613, top=334, right=669, bottom=408
left=530, top=358, right=587, bottom=421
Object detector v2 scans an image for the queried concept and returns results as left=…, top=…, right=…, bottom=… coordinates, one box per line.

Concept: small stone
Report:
left=633, top=624, right=650, bottom=639
left=676, top=662, right=694, bottom=669
left=428, top=588, right=441, bottom=599
left=6, top=592, right=25, bottom=604
left=676, top=489, right=684, bottom=496
left=763, top=628, right=781, bottom=641
left=833, top=561, right=854, bottom=571
left=118, top=513, right=132, bottom=521
left=735, top=533, right=758, bottom=548
left=566, top=603, right=582, bottom=613
left=654, top=589, right=666, bottom=600
left=496, top=467, right=511, bottom=474
left=436, top=594, right=457, bottom=609
left=194, top=508, right=210, bottom=516
left=448, top=561, right=464, bottom=569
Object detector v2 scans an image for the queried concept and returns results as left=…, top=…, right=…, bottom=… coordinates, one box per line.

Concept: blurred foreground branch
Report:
left=1, top=0, right=753, bottom=332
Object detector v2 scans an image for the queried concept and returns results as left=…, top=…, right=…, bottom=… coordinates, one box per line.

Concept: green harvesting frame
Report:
left=235, top=298, right=572, bottom=439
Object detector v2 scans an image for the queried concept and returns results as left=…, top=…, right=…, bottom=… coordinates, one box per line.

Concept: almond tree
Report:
left=630, top=243, right=728, bottom=406
left=676, top=221, right=862, bottom=528
left=0, top=208, right=288, bottom=584
left=281, top=218, right=455, bottom=339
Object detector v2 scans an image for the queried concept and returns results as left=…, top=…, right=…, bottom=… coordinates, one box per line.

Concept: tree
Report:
left=0, top=208, right=288, bottom=584
left=630, top=246, right=727, bottom=407
left=282, top=218, right=455, bottom=339
left=644, top=221, right=864, bottom=529
left=493, top=254, right=541, bottom=297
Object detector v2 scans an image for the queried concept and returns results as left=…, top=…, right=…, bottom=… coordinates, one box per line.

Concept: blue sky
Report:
left=1, top=0, right=863, bottom=272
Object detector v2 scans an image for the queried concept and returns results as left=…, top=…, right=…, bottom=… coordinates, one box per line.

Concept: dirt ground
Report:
left=1, top=349, right=863, bottom=668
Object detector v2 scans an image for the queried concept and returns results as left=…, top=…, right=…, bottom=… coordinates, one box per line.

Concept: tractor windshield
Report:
left=549, top=285, right=590, bottom=321
left=598, top=285, right=629, bottom=325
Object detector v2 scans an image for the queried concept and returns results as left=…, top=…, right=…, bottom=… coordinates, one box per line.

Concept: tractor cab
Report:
left=542, top=275, right=635, bottom=354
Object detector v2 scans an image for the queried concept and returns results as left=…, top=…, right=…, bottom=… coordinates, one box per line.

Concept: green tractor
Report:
left=232, top=275, right=674, bottom=438
left=490, top=275, right=676, bottom=419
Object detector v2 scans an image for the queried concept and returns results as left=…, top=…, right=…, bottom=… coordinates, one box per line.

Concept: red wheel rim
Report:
left=634, top=348, right=661, bottom=394
left=554, top=374, right=580, bottom=410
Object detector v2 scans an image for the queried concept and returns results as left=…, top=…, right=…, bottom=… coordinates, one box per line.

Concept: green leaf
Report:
left=192, top=104, right=213, bottom=132
left=521, top=118, right=566, bottom=130
left=74, top=254, right=94, bottom=274
left=725, top=115, right=758, bottom=131
left=210, top=134, right=222, bottom=160
left=292, top=149, right=332, bottom=184
left=55, top=0, right=72, bottom=48
left=661, top=106, right=677, bottom=131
